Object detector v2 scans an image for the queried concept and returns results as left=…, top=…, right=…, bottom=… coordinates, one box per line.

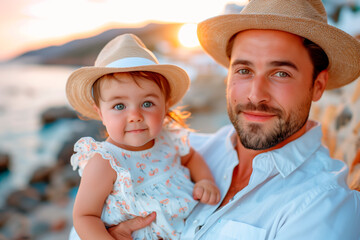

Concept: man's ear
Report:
left=312, top=70, right=328, bottom=102
left=93, top=104, right=103, bottom=122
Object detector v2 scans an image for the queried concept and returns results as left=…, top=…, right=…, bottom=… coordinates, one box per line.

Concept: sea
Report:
left=0, top=62, right=80, bottom=206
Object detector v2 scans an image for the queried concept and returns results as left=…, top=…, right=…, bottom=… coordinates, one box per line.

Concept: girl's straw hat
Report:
left=197, top=0, right=360, bottom=90
left=66, top=33, right=190, bottom=120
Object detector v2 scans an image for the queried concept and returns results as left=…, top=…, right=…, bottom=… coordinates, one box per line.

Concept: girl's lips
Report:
left=242, top=111, right=276, bottom=122
left=126, top=129, right=147, bottom=133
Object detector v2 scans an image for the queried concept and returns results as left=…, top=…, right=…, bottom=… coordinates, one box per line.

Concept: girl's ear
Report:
left=312, top=69, right=328, bottom=102
left=93, top=104, right=103, bottom=122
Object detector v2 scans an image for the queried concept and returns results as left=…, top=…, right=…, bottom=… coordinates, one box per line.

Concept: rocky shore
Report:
left=0, top=106, right=106, bottom=240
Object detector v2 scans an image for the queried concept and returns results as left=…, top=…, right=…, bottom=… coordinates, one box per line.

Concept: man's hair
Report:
left=302, top=38, right=329, bottom=82
left=225, top=33, right=329, bottom=82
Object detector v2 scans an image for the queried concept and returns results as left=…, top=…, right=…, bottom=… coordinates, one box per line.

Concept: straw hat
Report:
left=66, top=33, right=190, bottom=120
left=197, top=0, right=360, bottom=90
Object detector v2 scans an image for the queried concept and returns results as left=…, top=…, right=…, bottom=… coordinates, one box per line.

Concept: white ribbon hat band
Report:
left=91, top=57, right=157, bottom=98
left=106, top=57, right=156, bottom=68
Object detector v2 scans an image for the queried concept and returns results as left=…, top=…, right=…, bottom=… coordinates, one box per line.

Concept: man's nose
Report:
left=247, top=75, right=271, bottom=105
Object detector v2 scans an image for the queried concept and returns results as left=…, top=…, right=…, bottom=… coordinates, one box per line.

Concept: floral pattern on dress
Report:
left=71, top=127, right=198, bottom=240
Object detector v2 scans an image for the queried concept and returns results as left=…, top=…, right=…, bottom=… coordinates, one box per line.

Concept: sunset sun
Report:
left=178, top=23, right=200, bottom=48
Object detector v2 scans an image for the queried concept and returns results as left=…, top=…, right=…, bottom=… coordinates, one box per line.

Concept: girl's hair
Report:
left=92, top=71, right=190, bottom=128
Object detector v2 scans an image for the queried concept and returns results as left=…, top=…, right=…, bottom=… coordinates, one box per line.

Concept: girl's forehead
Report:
left=100, top=74, right=162, bottom=93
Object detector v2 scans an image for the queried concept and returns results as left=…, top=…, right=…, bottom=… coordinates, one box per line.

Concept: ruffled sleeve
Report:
left=165, top=126, right=190, bottom=157
left=70, top=137, right=118, bottom=177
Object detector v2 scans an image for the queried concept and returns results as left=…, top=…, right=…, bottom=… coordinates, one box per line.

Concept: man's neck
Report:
left=219, top=121, right=312, bottom=208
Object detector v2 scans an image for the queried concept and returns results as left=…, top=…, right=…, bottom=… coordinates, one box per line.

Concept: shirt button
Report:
left=224, top=175, right=227, bottom=180
left=193, top=219, right=199, bottom=225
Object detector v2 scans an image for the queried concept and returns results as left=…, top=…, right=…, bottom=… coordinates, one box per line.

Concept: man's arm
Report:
left=274, top=188, right=360, bottom=240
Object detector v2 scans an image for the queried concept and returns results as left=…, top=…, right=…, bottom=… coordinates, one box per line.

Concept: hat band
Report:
left=91, top=57, right=157, bottom=100
left=106, top=57, right=156, bottom=68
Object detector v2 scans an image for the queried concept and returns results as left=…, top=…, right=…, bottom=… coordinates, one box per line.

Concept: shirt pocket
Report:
left=218, top=219, right=267, bottom=240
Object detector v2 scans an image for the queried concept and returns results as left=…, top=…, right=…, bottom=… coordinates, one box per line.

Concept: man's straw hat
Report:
left=66, top=33, right=190, bottom=120
left=197, top=0, right=360, bottom=90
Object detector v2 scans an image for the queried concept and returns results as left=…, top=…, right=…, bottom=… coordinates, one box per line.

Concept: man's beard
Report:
left=227, top=97, right=312, bottom=150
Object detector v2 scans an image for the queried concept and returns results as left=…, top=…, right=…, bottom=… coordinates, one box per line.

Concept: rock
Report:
left=0, top=212, right=30, bottom=240
left=31, top=221, right=51, bottom=237
left=41, top=106, right=78, bottom=125
left=335, top=105, right=352, bottom=130
left=30, top=202, right=71, bottom=237
left=0, top=153, right=10, bottom=173
left=6, top=187, right=42, bottom=213
left=45, top=165, right=79, bottom=203
left=56, top=140, right=76, bottom=167
left=0, top=234, right=7, bottom=240
left=57, top=120, right=105, bottom=166
left=0, top=208, right=14, bottom=228
left=29, top=165, right=56, bottom=184
left=50, top=218, right=67, bottom=232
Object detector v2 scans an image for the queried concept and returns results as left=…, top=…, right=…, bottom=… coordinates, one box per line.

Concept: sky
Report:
left=0, top=0, right=247, bottom=61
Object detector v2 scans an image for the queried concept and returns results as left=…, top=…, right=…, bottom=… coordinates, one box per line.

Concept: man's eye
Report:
left=142, top=101, right=153, bottom=108
left=274, top=71, right=289, bottom=77
left=238, top=69, right=250, bottom=74
left=114, top=104, right=125, bottom=110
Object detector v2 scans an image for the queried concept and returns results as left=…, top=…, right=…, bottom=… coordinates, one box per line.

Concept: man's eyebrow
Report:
left=231, top=59, right=253, bottom=68
left=230, top=59, right=299, bottom=72
left=270, top=61, right=298, bottom=71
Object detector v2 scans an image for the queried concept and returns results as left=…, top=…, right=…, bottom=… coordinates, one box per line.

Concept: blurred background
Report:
left=0, top=0, right=359, bottom=239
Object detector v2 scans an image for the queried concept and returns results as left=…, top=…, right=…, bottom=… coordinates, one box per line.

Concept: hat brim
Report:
left=66, top=64, right=190, bottom=120
left=198, top=14, right=360, bottom=89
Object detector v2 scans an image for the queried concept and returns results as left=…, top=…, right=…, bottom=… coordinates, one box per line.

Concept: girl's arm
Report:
left=181, top=148, right=220, bottom=205
left=73, top=153, right=117, bottom=240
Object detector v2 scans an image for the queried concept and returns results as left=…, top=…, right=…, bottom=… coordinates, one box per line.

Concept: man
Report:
left=109, top=0, right=360, bottom=239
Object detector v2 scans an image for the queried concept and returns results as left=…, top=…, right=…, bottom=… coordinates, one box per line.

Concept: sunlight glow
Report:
left=178, top=23, right=200, bottom=48
left=0, top=0, right=250, bottom=60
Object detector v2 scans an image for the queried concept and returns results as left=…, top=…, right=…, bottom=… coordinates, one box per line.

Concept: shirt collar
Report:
left=267, top=120, right=322, bottom=178
left=228, top=121, right=323, bottom=178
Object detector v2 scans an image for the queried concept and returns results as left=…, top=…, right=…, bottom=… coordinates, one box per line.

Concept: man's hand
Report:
left=193, top=179, right=221, bottom=205
left=107, top=212, right=156, bottom=240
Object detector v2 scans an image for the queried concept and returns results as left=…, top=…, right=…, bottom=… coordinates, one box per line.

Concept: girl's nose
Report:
left=128, top=109, right=143, bottom=123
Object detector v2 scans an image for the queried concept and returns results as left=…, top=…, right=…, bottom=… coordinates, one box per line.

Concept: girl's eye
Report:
left=114, top=104, right=125, bottom=110
left=274, top=71, right=289, bottom=78
left=142, top=101, right=153, bottom=108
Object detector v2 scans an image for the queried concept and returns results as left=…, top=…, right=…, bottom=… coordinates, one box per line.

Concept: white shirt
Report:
left=182, top=121, right=360, bottom=240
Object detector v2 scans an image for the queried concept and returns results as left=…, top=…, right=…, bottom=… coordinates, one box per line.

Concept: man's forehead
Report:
left=233, top=29, right=302, bottom=43
left=230, top=29, right=306, bottom=59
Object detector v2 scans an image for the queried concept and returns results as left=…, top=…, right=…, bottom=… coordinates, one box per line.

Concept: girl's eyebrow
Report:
left=104, top=95, right=125, bottom=102
left=105, top=93, right=161, bottom=102
left=144, top=93, right=161, bottom=99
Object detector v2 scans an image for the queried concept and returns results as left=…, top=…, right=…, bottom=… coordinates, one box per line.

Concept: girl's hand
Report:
left=107, top=212, right=156, bottom=240
left=193, top=179, right=221, bottom=205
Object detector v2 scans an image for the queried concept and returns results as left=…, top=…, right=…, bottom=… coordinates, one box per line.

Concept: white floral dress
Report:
left=70, top=127, right=198, bottom=240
